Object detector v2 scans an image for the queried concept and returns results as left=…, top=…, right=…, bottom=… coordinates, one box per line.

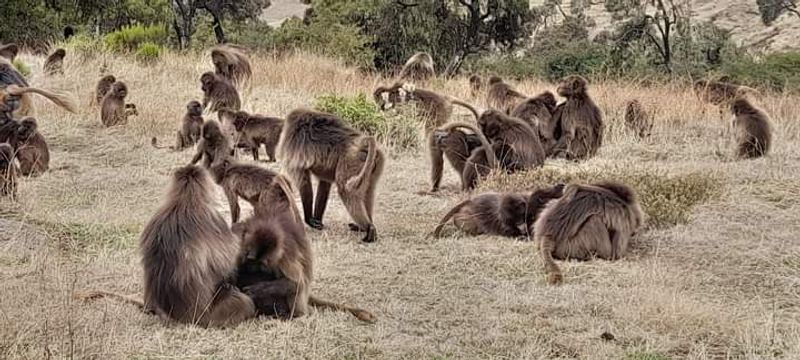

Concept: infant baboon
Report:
left=730, top=98, right=772, bottom=159
left=486, top=77, right=526, bottom=113
left=398, top=52, right=435, bottom=82
left=200, top=72, right=241, bottom=113
left=551, top=75, right=604, bottom=161
left=11, top=117, right=48, bottom=176
left=280, top=109, right=385, bottom=242
left=76, top=165, right=257, bottom=327
left=0, top=143, right=16, bottom=199
left=534, top=181, right=644, bottom=284
left=43, top=48, right=66, bottom=75
left=374, top=83, right=480, bottom=132
left=428, top=122, right=494, bottom=193
left=208, top=158, right=279, bottom=223
left=93, top=75, right=116, bottom=106
left=151, top=100, right=204, bottom=151
left=477, top=109, right=546, bottom=172
left=219, top=109, right=283, bottom=162
left=623, top=99, right=652, bottom=138
left=190, top=120, right=233, bottom=168
left=101, top=82, right=135, bottom=127
left=511, top=91, right=559, bottom=153
left=211, top=44, right=252, bottom=88
left=469, top=74, right=483, bottom=98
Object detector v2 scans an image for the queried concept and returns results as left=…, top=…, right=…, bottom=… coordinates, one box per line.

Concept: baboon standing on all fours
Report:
left=623, top=99, right=653, bottom=138
left=486, top=76, right=526, bottom=113
left=551, top=75, right=604, bottom=161
left=43, top=48, right=66, bottom=75
left=0, top=143, right=17, bottom=199
left=374, top=83, right=479, bottom=132
left=219, top=109, right=283, bottom=162
left=534, top=181, right=644, bottom=285
left=398, top=52, right=435, bottom=82
left=200, top=72, right=241, bottom=113
left=280, top=109, right=385, bottom=242
left=694, top=79, right=757, bottom=116
left=211, top=44, right=252, bottom=88
left=730, top=98, right=772, bottom=159
left=76, top=165, right=256, bottom=327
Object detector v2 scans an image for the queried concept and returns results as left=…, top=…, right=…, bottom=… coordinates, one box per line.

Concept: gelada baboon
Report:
left=0, top=84, right=77, bottom=117
left=469, top=74, right=483, bottom=98
left=190, top=120, right=233, bottom=168
left=208, top=158, right=279, bottom=223
left=398, top=52, right=435, bottom=82
left=623, top=99, right=652, bottom=138
left=93, top=75, right=116, bottom=106
left=0, top=143, right=16, bottom=199
left=152, top=100, right=204, bottom=151
left=280, top=109, right=384, bottom=242
left=730, top=98, right=772, bottom=159
left=101, top=82, right=135, bottom=127
left=218, top=109, right=283, bottom=162
left=534, top=181, right=644, bottom=284
left=75, top=165, right=257, bottom=327
left=10, top=117, right=49, bottom=176
left=551, top=75, right=604, bottom=161
left=43, top=48, right=66, bottom=75
left=524, top=184, right=566, bottom=232
left=693, top=79, right=757, bottom=109
left=211, top=44, right=252, bottom=88
left=374, top=83, right=480, bottom=133
left=486, top=76, right=526, bottom=113
left=428, top=122, right=495, bottom=193
left=511, top=91, right=559, bottom=153
left=200, top=72, right=241, bottom=113
left=232, top=177, right=376, bottom=322
left=477, top=109, right=546, bottom=172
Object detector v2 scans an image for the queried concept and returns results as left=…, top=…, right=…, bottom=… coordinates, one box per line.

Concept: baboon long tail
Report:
left=73, top=290, right=146, bottom=310
left=309, top=295, right=376, bottom=323
left=450, top=99, right=480, bottom=121
left=431, top=199, right=471, bottom=238
left=7, top=85, right=77, bottom=113
left=539, top=236, right=563, bottom=285
left=346, top=136, right=378, bottom=192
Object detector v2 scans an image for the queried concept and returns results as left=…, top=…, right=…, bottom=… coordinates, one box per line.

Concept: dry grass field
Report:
left=1, top=50, right=799, bottom=360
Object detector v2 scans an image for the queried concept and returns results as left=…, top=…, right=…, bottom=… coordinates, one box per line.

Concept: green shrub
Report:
left=12, top=60, right=31, bottom=78
left=722, top=52, right=800, bottom=93
left=479, top=165, right=724, bottom=228
left=543, top=43, right=609, bottom=81
left=103, top=24, right=168, bottom=52
left=135, top=42, right=163, bottom=63
left=315, top=93, right=419, bottom=149
left=465, top=54, right=542, bottom=80
left=268, top=18, right=374, bottom=68
left=63, top=33, right=106, bottom=56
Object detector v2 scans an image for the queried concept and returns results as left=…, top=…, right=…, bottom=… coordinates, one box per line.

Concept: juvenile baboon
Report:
left=43, top=48, right=66, bottom=75
left=477, top=109, right=546, bottom=172
left=279, top=109, right=385, bottom=242
left=0, top=143, right=16, bottom=199
left=535, top=181, right=644, bottom=284
left=208, top=158, right=279, bottom=223
left=211, top=44, right=252, bottom=88
left=219, top=109, right=283, bottom=162
left=11, top=117, right=49, bottom=176
left=623, top=99, right=652, bottom=138
left=93, top=75, right=116, bottom=106
left=731, top=98, right=772, bottom=159
left=428, top=122, right=495, bottom=193
left=398, top=52, right=435, bottom=82
left=151, top=100, right=204, bottom=151
left=511, top=91, right=559, bottom=153
left=76, top=165, right=257, bottom=327
left=374, top=83, right=480, bottom=132
left=190, top=120, right=233, bottom=168
left=232, top=178, right=375, bottom=322
left=0, top=84, right=77, bottom=117
left=551, top=75, right=604, bottom=161
left=469, top=74, right=483, bottom=98
left=200, top=72, right=241, bottom=113
left=101, top=82, right=135, bottom=127
left=486, top=77, right=526, bottom=113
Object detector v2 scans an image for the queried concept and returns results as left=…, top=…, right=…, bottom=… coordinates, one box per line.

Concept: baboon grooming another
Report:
left=232, top=178, right=376, bottom=322
left=201, top=72, right=241, bottom=113
left=151, top=100, right=204, bottom=151
left=93, top=75, right=116, bottom=106
left=0, top=143, right=16, bottom=199
left=623, top=99, right=652, bottom=138
left=76, top=165, right=256, bottom=327
left=280, top=109, right=384, bottom=242
left=477, top=109, right=546, bottom=172
left=10, top=117, right=49, bottom=176
left=398, top=52, right=435, bottom=82
left=535, top=181, right=644, bottom=285
left=374, top=83, right=480, bottom=132
left=43, top=48, right=66, bottom=75
left=208, top=158, right=279, bottom=223
left=219, top=109, right=283, bottom=162
left=211, top=44, right=252, bottom=88
left=551, top=75, right=604, bottom=161
left=101, top=82, right=136, bottom=127
left=511, top=91, right=559, bottom=153
left=486, top=76, right=526, bottom=113
left=731, top=98, right=772, bottom=159
left=428, top=122, right=495, bottom=193
left=190, top=120, right=233, bottom=168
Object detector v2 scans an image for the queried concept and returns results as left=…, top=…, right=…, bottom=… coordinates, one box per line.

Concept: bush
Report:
left=12, top=60, right=31, bottom=78
left=465, top=54, right=542, bottom=80
left=103, top=24, right=168, bottom=52
left=315, top=93, right=419, bottom=149
left=63, top=33, right=106, bottom=56
left=722, top=51, right=800, bottom=93
left=543, top=43, right=609, bottom=81
left=268, top=18, right=374, bottom=68
left=479, top=165, right=724, bottom=229
left=135, top=42, right=163, bottom=63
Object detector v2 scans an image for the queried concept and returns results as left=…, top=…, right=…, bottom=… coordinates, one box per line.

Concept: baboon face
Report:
left=202, top=121, right=223, bottom=141
left=17, top=118, right=37, bottom=140
left=200, top=72, right=216, bottom=91
left=731, top=98, right=754, bottom=116
left=488, top=76, right=502, bottom=85
left=232, top=112, right=249, bottom=131
left=536, top=92, right=557, bottom=112
left=557, top=75, right=588, bottom=97
left=111, top=82, right=127, bottom=98
left=187, top=101, right=203, bottom=116
left=124, top=103, right=138, bottom=116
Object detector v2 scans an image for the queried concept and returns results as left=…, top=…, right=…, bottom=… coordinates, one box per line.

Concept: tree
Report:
left=170, top=0, right=270, bottom=49
left=642, top=0, right=683, bottom=73
left=757, top=0, right=799, bottom=25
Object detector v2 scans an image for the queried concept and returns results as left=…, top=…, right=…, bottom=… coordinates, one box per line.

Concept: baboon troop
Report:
left=219, top=109, right=283, bottom=162
left=731, top=98, right=772, bottom=159
left=398, top=52, right=435, bottom=82
left=280, top=109, right=384, bottom=242
left=0, top=142, right=16, bottom=199
left=534, top=181, right=643, bottom=284
left=211, top=44, right=252, bottom=88
left=623, top=99, right=653, bottom=138
left=550, top=75, right=604, bottom=161
left=43, top=48, right=66, bottom=75
left=101, top=81, right=135, bottom=126
left=200, top=72, right=241, bottom=113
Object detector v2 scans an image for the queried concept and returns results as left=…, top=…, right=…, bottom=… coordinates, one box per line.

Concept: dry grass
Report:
left=1, top=49, right=800, bottom=360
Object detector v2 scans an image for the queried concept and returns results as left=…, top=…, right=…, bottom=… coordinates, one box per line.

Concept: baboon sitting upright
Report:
left=730, top=98, right=772, bottom=159
left=551, top=75, right=604, bottom=161
left=43, top=48, right=66, bottom=75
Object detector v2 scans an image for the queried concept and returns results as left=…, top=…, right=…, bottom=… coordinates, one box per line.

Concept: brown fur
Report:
left=731, top=98, right=772, bottom=159
left=279, top=109, right=385, bottom=242
left=477, top=110, right=546, bottom=172
left=428, top=122, right=495, bottom=193
left=0, top=143, right=17, bottom=199
left=43, top=48, right=66, bottom=75
left=694, top=79, right=757, bottom=107
left=211, top=44, right=252, bottom=88
left=93, top=75, right=116, bottom=107
left=398, top=52, right=435, bottom=82
left=486, top=77, right=526, bottom=113
left=0, top=43, right=19, bottom=61
left=10, top=117, right=48, bottom=176
left=200, top=72, right=241, bottom=113
left=1, top=84, right=77, bottom=117
left=511, top=91, right=559, bottom=154
left=219, top=109, right=283, bottom=162
left=469, top=74, right=483, bottom=98
left=101, top=82, right=134, bottom=127
left=623, top=99, right=652, bottom=138
left=551, top=75, right=604, bottom=161
left=151, top=101, right=204, bottom=151
left=208, top=158, right=279, bottom=223
left=535, top=181, right=644, bottom=284
left=76, top=165, right=256, bottom=327
left=190, top=120, right=233, bottom=168
left=374, top=83, right=480, bottom=133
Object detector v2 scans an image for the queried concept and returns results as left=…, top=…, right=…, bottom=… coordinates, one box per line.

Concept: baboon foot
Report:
left=361, top=225, right=377, bottom=243
left=348, top=223, right=365, bottom=232
left=306, top=218, right=324, bottom=230
left=547, top=272, right=563, bottom=285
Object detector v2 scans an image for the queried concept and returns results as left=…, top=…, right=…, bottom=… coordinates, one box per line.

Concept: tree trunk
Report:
left=172, top=0, right=196, bottom=50
left=212, top=14, right=226, bottom=44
